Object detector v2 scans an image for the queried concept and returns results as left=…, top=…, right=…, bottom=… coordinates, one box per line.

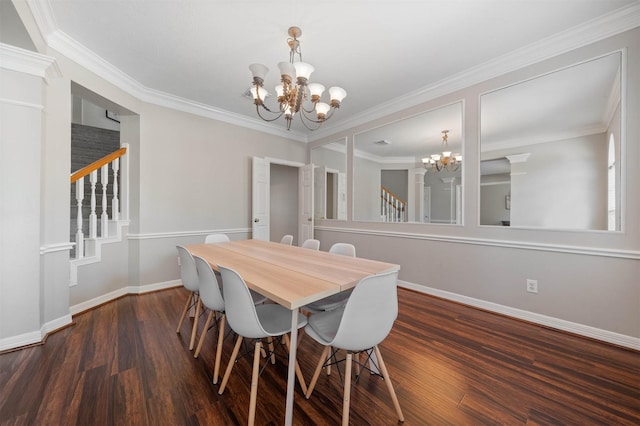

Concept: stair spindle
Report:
left=75, top=177, right=85, bottom=259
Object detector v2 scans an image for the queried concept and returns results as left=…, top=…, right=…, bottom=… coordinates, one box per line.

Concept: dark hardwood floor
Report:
left=1, top=287, right=638, bottom=425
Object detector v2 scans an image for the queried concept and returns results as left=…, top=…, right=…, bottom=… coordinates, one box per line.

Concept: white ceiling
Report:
left=28, top=0, right=639, bottom=141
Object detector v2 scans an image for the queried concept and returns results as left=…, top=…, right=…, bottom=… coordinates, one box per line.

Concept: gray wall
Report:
left=310, top=28, right=640, bottom=346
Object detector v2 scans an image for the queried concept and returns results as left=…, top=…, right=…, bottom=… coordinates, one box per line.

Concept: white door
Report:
left=314, top=165, right=326, bottom=220
left=252, top=156, right=269, bottom=240
left=298, top=163, right=314, bottom=243
left=337, top=172, right=347, bottom=220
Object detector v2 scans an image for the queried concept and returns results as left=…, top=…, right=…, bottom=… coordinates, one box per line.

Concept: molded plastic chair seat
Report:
left=304, top=243, right=356, bottom=313
left=217, top=265, right=308, bottom=426
left=192, top=255, right=266, bottom=365
left=205, top=233, right=230, bottom=243
left=175, top=246, right=201, bottom=351
left=304, top=270, right=404, bottom=425
left=280, top=234, right=293, bottom=245
left=301, top=238, right=320, bottom=250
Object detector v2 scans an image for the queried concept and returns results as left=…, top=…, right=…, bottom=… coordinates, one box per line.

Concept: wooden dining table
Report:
left=185, top=239, right=399, bottom=426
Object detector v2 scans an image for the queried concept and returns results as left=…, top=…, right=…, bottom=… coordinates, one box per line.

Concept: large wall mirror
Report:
left=353, top=102, right=463, bottom=223
left=311, top=138, right=347, bottom=220
left=480, top=52, right=622, bottom=231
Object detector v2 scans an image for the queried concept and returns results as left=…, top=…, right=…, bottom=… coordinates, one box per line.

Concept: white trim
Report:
left=0, top=43, right=60, bottom=78
left=44, top=30, right=306, bottom=143
left=399, top=280, right=640, bottom=350
left=315, top=226, right=640, bottom=259
left=42, top=314, right=73, bottom=336
left=0, top=314, right=73, bottom=352
left=25, top=2, right=639, bottom=143
left=127, top=227, right=251, bottom=240
left=309, top=3, right=640, bottom=142
left=0, top=330, right=42, bottom=352
left=0, top=98, right=44, bottom=110
left=40, top=242, right=74, bottom=255
left=69, top=279, right=181, bottom=316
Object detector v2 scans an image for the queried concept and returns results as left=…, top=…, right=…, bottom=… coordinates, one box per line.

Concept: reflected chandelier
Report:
left=248, top=26, right=347, bottom=131
left=422, top=130, right=462, bottom=172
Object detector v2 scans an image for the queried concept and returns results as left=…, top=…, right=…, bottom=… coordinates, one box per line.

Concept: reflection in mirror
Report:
left=311, top=138, right=347, bottom=220
left=480, top=52, right=622, bottom=230
left=353, top=102, right=463, bottom=223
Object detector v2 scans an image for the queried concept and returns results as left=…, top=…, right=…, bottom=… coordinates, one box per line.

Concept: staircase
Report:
left=70, top=124, right=129, bottom=285
left=380, top=185, right=406, bottom=222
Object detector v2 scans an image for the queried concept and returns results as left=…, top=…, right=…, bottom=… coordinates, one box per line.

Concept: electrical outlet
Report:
left=526, top=279, right=538, bottom=294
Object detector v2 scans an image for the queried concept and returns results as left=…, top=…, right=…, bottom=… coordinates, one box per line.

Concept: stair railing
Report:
left=380, top=185, right=406, bottom=222
left=70, top=147, right=126, bottom=259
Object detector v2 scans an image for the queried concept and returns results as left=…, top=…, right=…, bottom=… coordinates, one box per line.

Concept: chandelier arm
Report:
left=298, top=111, right=323, bottom=131
left=299, top=108, right=330, bottom=124
left=255, top=104, right=285, bottom=122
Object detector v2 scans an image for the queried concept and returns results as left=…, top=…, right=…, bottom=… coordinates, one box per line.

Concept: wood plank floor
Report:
left=1, top=287, right=638, bottom=425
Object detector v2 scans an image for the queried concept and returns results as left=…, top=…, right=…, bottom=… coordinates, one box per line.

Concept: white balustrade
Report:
left=72, top=149, right=126, bottom=259
left=380, top=186, right=406, bottom=223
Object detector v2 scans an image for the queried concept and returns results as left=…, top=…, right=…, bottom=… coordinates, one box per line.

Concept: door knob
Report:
left=254, top=218, right=259, bottom=223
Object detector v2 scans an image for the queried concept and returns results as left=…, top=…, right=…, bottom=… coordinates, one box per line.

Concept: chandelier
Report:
left=422, top=130, right=462, bottom=172
left=248, top=26, right=347, bottom=131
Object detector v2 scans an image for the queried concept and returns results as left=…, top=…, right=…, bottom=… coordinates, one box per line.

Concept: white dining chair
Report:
left=280, top=234, right=293, bottom=245
left=191, top=255, right=226, bottom=383
left=193, top=256, right=268, bottom=361
left=205, top=233, right=230, bottom=243
left=217, top=265, right=308, bottom=426
left=304, top=270, right=404, bottom=425
left=304, top=243, right=356, bottom=313
left=175, top=246, right=201, bottom=350
left=301, top=238, right=320, bottom=250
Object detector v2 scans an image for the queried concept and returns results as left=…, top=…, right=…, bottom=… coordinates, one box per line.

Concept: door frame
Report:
left=252, top=157, right=309, bottom=244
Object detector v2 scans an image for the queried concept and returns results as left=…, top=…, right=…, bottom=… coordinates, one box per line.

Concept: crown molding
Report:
left=44, top=30, right=308, bottom=142
left=308, top=2, right=640, bottom=142
left=29, top=0, right=640, bottom=143
left=0, top=43, right=60, bottom=79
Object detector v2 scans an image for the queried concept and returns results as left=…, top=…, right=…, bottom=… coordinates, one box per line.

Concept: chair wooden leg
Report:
left=342, top=352, right=353, bottom=426
left=266, top=337, right=276, bottom=364
left=189, top=297, right=202, bottom=350
left=355, top=352, right=361, bottom=376
left=212, top=314, right=226, bottom=385
left=305, top=345, right=330, bottom=399
left=176, top=293, right=193, bottom=333
left=374, top=345, right=404, bottom=422
left=283, top=333, right=308, bottom=395
left=248, top=341, right=262, bottom=426
left=194, top=309, right=214, bottom=358
left=218, top=335, right=243, bottom=394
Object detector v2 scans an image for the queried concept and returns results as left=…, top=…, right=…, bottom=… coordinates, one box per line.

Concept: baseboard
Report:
left=0, top=314, right=73, bottom=352
left=0, top=330, right=42, bottom=352
left=399, top=280, right=640, bottom=351
left=69, top=279, right=182, bottom=315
